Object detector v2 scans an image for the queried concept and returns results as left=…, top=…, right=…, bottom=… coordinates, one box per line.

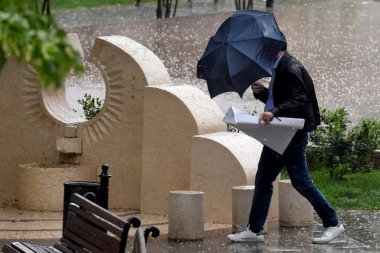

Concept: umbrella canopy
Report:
left=197, top=10, right=286, bottom=98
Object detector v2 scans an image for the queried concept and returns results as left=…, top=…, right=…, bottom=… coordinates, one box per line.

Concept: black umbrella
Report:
left=197, top=10, right=286, bottom=98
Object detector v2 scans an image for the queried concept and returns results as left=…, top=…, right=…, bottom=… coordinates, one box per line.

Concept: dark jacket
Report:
left=254, top=52, right=321, bottom=132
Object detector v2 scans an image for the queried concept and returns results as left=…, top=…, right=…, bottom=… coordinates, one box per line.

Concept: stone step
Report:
left=0, top=206, right=228, bottom=241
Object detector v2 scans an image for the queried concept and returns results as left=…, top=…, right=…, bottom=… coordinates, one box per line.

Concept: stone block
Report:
left=57, top=153, right=80, bottom=164
left=231, top=179, right=279, bottom=233
left=17, top=163, right=97, bottom=211
left=232, top=185, right=254, bottom=233
left=168, top=191, right=204, bottom=240
left=190, top=132, right=262, bottom=224
left=56, top=137, right=82, bottom=154
left=63, top=125, right=77, bottom=138
left=140, top=85, right=225, bottom=215
left=279, top=179, right=313, bottom=227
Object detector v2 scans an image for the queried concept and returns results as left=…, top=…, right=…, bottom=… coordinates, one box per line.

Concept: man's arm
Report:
left=251, top=81, right=269, bottom=103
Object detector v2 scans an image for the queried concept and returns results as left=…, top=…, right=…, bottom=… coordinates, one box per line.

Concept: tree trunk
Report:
left=156, top=0, right=163, bottom=18
left=42, top=0, right=51, bottom=15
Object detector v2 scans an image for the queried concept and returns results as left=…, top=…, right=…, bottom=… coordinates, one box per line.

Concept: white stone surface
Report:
left=232, top=185, right=255, bottom=233
left=231, top=180, right=279, bottom=233
left=56, top=136, right=82, bottom=154
left=63, top=125, right=77, bottom=138
left=279, top=179, right=313, bottom=227
left=140, top=84, right=225, bottom=215
left=17, top=163, right=97, bottom=211
left=190, top=132, right=262, bottom=223
left=168, top=191, right=205, bottom=240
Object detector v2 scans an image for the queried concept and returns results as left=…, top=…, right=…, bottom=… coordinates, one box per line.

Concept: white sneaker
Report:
left=227, top=227, right=264, bottom=243
left=312, top=222, right=345, bottom=244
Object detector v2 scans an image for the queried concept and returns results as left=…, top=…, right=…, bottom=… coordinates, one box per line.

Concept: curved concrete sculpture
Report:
left=190, top=132, right=262, bottom=223
left=140, top=84, right=226, bottom=215
left=74, top=35, right=173, bottom=209
left=0, top=35, right=172, bottom=210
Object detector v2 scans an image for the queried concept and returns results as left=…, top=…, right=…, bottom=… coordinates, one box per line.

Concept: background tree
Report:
left=156, top=0, right=179, bottom=19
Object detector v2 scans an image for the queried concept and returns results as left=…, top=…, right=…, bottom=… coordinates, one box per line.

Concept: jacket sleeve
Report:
left=253, top=87, right=269, bottom=104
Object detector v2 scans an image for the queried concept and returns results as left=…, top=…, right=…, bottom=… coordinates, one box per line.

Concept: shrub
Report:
left=309, top=108, right=380, bottom=179
left=77, top=93, right=103, bottom=120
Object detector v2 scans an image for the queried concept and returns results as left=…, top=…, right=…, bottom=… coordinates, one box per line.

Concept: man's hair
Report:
left=281, top=43, right=287, bottom=51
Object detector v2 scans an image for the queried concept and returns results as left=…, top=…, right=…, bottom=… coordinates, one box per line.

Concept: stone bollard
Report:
left=279, top=179, right=313, bottom=227
left=168, top=191, right=205, bottom=240
left=232, top=185, right=255, bottom=233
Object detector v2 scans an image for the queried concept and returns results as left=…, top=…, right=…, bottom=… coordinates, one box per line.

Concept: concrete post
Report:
left=232, top=185, right=255, bottom=233
left=168, top=191, right=205, bottom=240
left=279, top=179, right=313, bottom=227
left=231, top=185, right=270, bottom=233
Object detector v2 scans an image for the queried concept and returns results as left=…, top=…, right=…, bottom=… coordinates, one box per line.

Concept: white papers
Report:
left=223, top=107, right=305, bottom=154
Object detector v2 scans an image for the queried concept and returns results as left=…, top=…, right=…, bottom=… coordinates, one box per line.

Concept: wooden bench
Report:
left=132, top=226, right=160, bottom=253
left=2, top=193, right=159, bottom=253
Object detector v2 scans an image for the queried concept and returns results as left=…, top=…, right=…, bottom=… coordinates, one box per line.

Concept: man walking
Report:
left=227, top=44, right=345, bottom=244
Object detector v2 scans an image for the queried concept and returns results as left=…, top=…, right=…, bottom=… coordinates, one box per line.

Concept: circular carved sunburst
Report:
left=20, top=38, right=128, bottom=144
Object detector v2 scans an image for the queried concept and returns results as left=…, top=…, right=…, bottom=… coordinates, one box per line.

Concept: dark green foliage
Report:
left=309, top=108, right=380, bottom=179
left=77, top=93, right=103, bottom=120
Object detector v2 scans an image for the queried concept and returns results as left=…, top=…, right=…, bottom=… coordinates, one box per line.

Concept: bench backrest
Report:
left=55, top=193, right=131, bottom=253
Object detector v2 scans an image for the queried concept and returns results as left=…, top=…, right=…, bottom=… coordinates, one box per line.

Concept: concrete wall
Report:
left=140, top=85, right=226, bottom=215
left=190, top=132, right=262, bottom=223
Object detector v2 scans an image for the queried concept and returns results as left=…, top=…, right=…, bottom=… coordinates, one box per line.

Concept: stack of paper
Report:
left=223, top=107, right=305, bottom=154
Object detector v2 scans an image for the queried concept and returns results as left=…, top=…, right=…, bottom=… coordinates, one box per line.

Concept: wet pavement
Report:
left=146, top=212, right=380, bottom=253
left=1, top=210, right=380, bottom=252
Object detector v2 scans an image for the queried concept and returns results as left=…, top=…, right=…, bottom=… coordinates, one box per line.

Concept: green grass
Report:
left=281, top=168, right=380, bottom=211
left=53, top=0, right=136, bottom=11
left=32, top=0, right=144, bottom=11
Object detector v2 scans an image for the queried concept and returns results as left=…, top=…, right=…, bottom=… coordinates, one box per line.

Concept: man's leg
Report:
left=283, top=132, right=338, bottom=227
left=282, top=131, right=344, bottom=243
left=227, top=146, right=282, bottom=242
left=248, top=146, right=283, bottom=232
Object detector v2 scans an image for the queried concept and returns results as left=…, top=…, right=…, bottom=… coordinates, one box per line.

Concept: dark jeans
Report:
left=248, top=131, right=338, bottom=233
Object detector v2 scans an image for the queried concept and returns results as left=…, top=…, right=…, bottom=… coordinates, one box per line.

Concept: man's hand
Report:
left=251, top=81, right=264, bottom=94
left=260, top=111, right=274, bottom=125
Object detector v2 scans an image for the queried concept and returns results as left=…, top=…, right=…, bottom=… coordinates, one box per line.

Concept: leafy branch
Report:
left=0, top=1, right=84, bottom=88
left=77, top=93, right=103, bottom=120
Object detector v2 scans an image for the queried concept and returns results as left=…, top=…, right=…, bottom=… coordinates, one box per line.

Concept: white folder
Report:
left=223, top=106, right=305, bottom=154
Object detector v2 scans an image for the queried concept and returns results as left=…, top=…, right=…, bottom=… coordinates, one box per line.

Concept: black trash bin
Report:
left=62, top=164, right=111, bottom=230
left=62, top=181, right=100, bottom=230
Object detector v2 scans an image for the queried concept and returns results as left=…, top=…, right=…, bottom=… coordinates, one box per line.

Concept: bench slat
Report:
left=68, top=203, right=125, bottom=237
left=10, top=242, right=36, bottom=253
left=64, top=214, right=118, bottom=253
left=52, top=243, right=74, bottom=253
left=70, top=194, right=128, bottom=228
left=57, top=238, right=89, bottom=253
left=22, top=242, right=52, bottom=253
left=41, top=246, right=63, bottom=253
left=2, top=244, right=19, bottom=253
